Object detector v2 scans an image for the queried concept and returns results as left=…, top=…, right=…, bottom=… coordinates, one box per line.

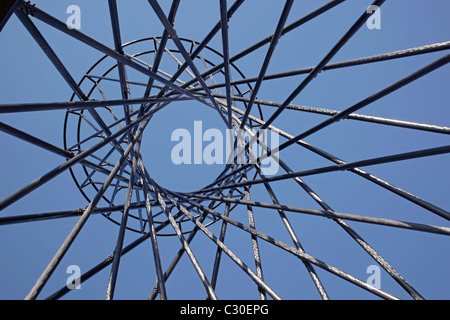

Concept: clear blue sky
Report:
left=0, top=0, right=449, bottom=300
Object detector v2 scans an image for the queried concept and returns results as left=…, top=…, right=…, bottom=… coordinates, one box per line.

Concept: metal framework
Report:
left=0, top=0, right=449, bottom=300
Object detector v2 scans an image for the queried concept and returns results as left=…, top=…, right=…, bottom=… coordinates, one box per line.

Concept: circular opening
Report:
left=140, top=99, right=228, bottom=192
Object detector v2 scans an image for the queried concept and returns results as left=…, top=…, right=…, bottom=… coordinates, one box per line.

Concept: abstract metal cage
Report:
left=0, top=0, right=449, bottom=300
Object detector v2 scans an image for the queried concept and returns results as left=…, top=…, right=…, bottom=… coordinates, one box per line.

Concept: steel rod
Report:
left=275, top=52, right=450, bottom=153
left=219, top=0, right=233, bottom=128
left=146, top=176, right=218, bottom=300
left=0, top=107, right=153, bottom=212
left=105, top=147, right=139, bottom=300
left=172, top=192, right=400, bottom=300
left=156, top=182, right=283, bottom=300
left=25, top=114, right=150, bottom=300
left=182, top=193, right=450, bottom=236
left=18, top=2, right=215, bottom=111
left=229, top=105, right=450, bottom=224
left=239, top=0, right=293, bottom=129
left=176, top=0, right=346, bottom=92
left=191, top=41, right=450, bottom=92
left=254, top=164, right=330, bottom=300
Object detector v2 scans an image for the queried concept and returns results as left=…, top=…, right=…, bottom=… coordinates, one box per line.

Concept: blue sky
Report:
left=0, top=0, right=449, bottom=300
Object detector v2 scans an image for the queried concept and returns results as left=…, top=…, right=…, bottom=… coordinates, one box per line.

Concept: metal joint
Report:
left=19, top=1, right=36, bottom=16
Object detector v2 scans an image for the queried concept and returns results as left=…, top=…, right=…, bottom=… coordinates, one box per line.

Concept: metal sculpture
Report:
left=0, top=0, right=449, bottom=300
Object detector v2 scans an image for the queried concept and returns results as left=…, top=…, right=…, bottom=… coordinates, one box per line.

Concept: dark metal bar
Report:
left=25, top=115, right=150, bottom=300
left=192, top=41, right=450, bottom=92
left=105, top=151, right=139, bottom=299
left=176, top=0, right=345, bottom=92
left=146, top=176, right=218, bottom=300
left=0, top=202, right=153, bottom=226
left=0, top=106, right=153, bottom=212
left=0, top=0, right=20, bottom=32
left=203, top=52, right=450, bottom=194
left=276, top=52, right=450, bottom=152
left=18, top=3, right=215, bottom=111
left=263, top=0, right=386, bottom=130
left=15, top=9, right=88, bottom=101
left=182, top=193, right=450, bottom=236
left=0, top=96, right=189, bottom=114
left=254, top=164, right=330, bottom=300
left=152, top=0, right=245, bottom=106
left=139, top=154, right=167, bottom=299
left=142, top=0, right=180, bottom=103
left=156, top=183, right=282, bottom=300
left=219, top=0, right=233, bottom=128
left=239, top=0, right=293, bottom=129
left=230, top=105, right=450, bottom=225
left=210, top=188, right=234, bottom=290
left=108, top=0, right=132, bottom=124
left=228, top=95, right=450, bottom=135
left=242, top=172, right=266, bottom=300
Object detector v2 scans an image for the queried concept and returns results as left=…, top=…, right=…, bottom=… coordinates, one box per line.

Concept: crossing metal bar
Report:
left=181, top=193, right=450, bottom=236
left=191, top=41, right=450, bottom=92
left=239, top=0, right=294, bottom=129
left=176, top=0, right=346, bottom=92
